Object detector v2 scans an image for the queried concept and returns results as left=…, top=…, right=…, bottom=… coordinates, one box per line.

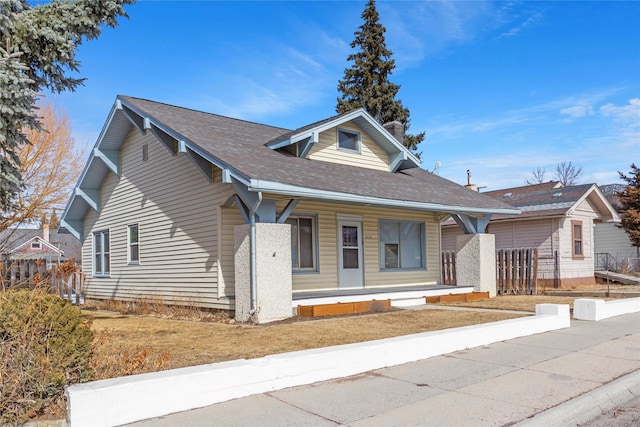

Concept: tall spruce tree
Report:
left=0, top=0, right=134, bottom=213
left=617, top=163, right=640, bottom=247
left=337, top=0, right=424, bottom=154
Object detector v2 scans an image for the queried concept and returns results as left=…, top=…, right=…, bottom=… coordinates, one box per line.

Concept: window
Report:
left=285, top=215, right=317, bottom=271
left=142, top=143, right=149, bottom=161
left=572, top=220, right=583, bottom=259
left=337, top=128, right=360, bottom=152
left=128, top=224, right=139, bottom=264
left=379, top=220, right=425, bottom=270
left=31, top=241, right=41, bottom=249
left=93, top=230, right=110, bottom=276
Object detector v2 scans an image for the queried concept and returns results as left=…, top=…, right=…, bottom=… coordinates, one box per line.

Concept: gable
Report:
left=267, top=108, right=419, bottom=172
left=307, top=122, right=389, bottom=171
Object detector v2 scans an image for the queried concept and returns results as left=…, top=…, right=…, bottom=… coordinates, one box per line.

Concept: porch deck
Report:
left=292, top=284, right=474, bottom=308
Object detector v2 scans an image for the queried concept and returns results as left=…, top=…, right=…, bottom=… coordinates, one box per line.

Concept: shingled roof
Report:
left=61, top=96, right=520, bottom=239
left=482, top=182, right=618, bottom=221
left=119, top=96, right=517, bottom=214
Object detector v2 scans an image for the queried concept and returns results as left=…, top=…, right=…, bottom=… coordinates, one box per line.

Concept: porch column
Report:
left=456, top=233, right=497, bottom=297
left=234, top=223, right=292, bottom=324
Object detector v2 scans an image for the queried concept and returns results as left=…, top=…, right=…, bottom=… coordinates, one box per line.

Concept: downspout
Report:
left=249, top=192, right=263, bottom=315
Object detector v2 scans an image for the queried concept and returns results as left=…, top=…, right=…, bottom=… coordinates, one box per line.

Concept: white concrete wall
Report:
left=456, top=233, right=497, bottom=297
left=66, top=304, right=570, bottom=427
left=234, top=223, right=292, bottom=323
left=573, top=297, right=640, bottom=321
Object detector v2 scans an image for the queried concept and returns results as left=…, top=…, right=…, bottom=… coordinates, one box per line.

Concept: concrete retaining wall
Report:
left=573, top=297, right=640, bottom=321
left=66, top=304, right=570, bottom=427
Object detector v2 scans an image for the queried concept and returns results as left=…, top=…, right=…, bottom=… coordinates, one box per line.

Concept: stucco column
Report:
left=234, top=223, right=292, bottom=324
left=456, top=233, right=497, bottom=297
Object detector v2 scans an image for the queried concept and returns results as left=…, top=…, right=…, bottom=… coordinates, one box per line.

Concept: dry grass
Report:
left=86, top=307, right=523, bottom=378
left=437, top=294, right=578, bottom=312
left=84, top=293, right=605, bottom=380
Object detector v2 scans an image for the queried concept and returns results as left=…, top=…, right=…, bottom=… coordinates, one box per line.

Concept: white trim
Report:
left=251, top=179, right=520, bottom=216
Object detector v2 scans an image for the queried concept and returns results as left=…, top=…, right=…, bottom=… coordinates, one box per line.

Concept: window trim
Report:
left=127, top=223, right=140, bottom=265
left=336, top=128, right=361, bottom=153
left=31, top=241, right=41, bottom=249
left=378, top=219, right=426, bottom=271
left=93, top=229, right=110, bottom=277
left=285, top=213, right=319, bottom=274
left=571, top=220, right=584, bottom=260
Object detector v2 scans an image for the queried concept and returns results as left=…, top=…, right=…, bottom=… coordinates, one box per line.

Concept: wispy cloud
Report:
left=499, top=10, right=544, bottom=38
left=560, top=100, right=595, bottom=118
left=600, top=98, right=640, bottom=122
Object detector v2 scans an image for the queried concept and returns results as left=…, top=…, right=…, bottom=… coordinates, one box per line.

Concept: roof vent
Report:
left=503, top=192, right=512, bottom=198
left=553, top=192, right=563, bottom=198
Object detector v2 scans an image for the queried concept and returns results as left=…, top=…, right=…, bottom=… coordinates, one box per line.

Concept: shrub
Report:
left=0, top=288, right=93, bottom=424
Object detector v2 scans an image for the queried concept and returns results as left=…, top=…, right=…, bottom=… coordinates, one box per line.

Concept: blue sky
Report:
left=49, top=0, right=639, bottom=191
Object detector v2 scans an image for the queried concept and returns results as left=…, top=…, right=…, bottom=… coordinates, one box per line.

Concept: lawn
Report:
left=85, top=294, right=577, bottom=380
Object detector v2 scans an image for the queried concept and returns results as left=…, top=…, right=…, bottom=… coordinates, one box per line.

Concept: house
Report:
left=60, top=96, right=518, bottom=322
left=1, top=223, right=81, bottom=262
left=594, top=184, right=639, bottom=271
left=442, top=181, right=620, bottom=288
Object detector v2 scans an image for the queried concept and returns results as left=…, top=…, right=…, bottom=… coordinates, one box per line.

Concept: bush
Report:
left=0, top=288, right=93, bottom=424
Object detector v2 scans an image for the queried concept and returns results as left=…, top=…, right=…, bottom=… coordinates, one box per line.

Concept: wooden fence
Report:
left=441, top=251, right=457, bottom=285
left=496, top=248, right=538, bottom=295
left=0, top=258, right=85, bottom=304
left=441, top=248, right=538, bottom=295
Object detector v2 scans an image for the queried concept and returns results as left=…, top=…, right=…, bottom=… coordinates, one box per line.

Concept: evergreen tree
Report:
left=337, top=0, right=424, bottom=154
left=617, top=163, right=640, bottom=247
left=0, top=0, right=134, bottom=212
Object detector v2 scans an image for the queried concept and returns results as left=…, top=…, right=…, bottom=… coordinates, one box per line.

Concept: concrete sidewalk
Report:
left=127, top=311, right=640, bottom=427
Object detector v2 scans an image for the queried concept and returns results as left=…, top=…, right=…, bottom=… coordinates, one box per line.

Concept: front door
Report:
left=338, top=220, right=364, bottom=288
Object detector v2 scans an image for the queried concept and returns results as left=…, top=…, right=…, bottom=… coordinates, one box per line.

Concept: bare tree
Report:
left=0, top=100, right=82, bottom=233
left=554, top=161, right=582, bottom=186
left=525, top=167, right=546, bottom=185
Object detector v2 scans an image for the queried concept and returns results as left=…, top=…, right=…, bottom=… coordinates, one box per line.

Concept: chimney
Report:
left=383, top=120, right=404, bottom=144
left=43, top=223, right=50, bottom=243
left=465, top=169, right=478, bottom=192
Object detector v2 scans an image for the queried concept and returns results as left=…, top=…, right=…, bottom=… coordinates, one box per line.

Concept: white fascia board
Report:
left=268, top=109, right=366, bottom=149
left=363, top=116, right=421, bottom=167
left=61, top=98, right=123, bottom=226
left=250, top=179, right=521, bottom=216
left=579, top=184, right=621, bottom=222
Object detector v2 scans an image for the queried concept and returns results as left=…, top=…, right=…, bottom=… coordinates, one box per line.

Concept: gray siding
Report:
left=594, top=222, right=638, bottom=263
left=82, top=128, right=235, bottom=309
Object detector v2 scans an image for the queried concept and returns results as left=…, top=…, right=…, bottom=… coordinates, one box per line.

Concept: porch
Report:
left=292, top=284, right=474, bottom=308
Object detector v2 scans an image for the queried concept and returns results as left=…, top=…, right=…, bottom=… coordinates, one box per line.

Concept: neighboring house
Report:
left=594, top=184, right=639, bottom=271
left=60, top=95, right=518, bottom=321
left=442, top=181, right=620, bottom=287
left=0, top=224, right=81, bottom=262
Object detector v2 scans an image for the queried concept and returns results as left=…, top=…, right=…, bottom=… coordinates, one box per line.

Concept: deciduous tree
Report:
left=1, top=101, right=83, bottom=232
left=617, top=163, right=640, bottom=247
left=0, top=0, right=134, bottom=212
left=554, top=161, right=582, bottom=186
left=337, top=0, right=424, bottom=155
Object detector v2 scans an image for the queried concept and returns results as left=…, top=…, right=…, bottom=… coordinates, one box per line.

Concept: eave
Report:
left=250, top=179, right=521, bottom=217
left=266, top=108, right=421, bottom=172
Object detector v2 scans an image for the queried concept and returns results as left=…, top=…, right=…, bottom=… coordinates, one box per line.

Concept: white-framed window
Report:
left=31, top=241, right=41, bottom=249
left=572, top=220, right=584, bottom=259
left=379, top=219, right=425, bottom=270
left=128, top=224, right=140, bottom=264
left=93, top=230, right=110, bottom=276
left=285, top=214, right=318, bottom=272
left=337, top=128, right=360, bottom=152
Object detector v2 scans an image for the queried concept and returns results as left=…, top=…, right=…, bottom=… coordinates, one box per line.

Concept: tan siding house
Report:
left=442, top=182, right=619, bottom=287
left=61, top=96, right=517, bottom=319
